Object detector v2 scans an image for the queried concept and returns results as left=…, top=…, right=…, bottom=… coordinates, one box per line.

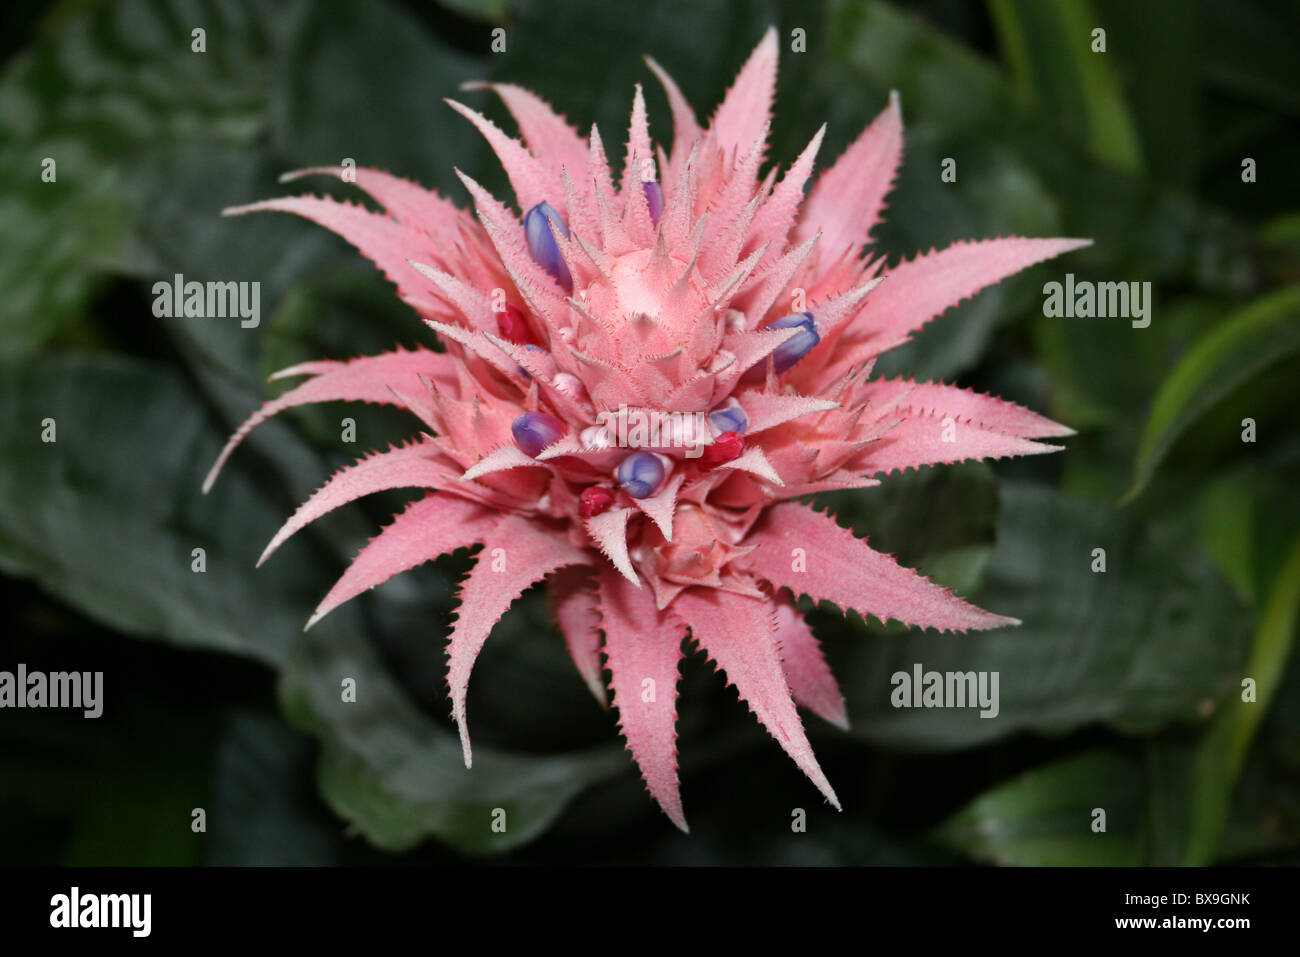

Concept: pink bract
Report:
left=206, top=28, right=1088, bottom=831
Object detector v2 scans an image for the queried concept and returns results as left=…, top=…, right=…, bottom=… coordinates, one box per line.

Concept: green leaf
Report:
left=1093, top=0, right=1201, bottom=184
left=0, top=0, right=288, bottom=357
left=816, top=463, right=1000, bottom=571
left=1125, top=286, right=1300, bottom=501
left=205, top=709, right=345, bottom=865
left=260, top=271, right=424, bottom=383
left=279, top=608, right=628, bottom=854
left=252, top=270, right=434, bottom=466
left=271, top=0, right=487, bottom=199
left=1213, top=627, right=1300, bottom=863
left=0, top=353, right=335, bottom=665
left=870, top=130, right=1064, bottom=381
left=827, top=0, right=1253, bottom=295
left=987, top=0, right=1143, bottom=172
left=1185, top=533, right=1300, bottom=864
left=937, top=750, right=1142, bottom=865
left=1260, top=211, right=1300, bottom=252
left=1035, top=296, right=1229, bottom=445
left=833, top=482, right=1252, bottom=751
left=433, top=0, right=511, bottom=22
left=1196, top=472, right=1257, bottom=605
left=129, top=148, right=402, bottom=542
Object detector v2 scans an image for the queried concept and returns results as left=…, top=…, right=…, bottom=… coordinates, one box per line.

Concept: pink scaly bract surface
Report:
left=206, top=27, right=1089, bottom=830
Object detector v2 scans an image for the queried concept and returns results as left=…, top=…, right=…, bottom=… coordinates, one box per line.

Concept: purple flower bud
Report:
left=512, top=411, right=565, bottom=457
left=524, top=201, right=572, bottom=293
left=642, top=181, right=664, bottom=226
left=707, top=401, right=749, bottom=435
left=767, top=311, right=819, bottom=374
left=740, top=312, right=820, bottom=384
left=615, top=451, right=668, bottom=499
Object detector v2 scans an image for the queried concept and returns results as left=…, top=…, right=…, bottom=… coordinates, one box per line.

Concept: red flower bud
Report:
left=700, top=431, right=744, bottom=469
left=578, top=485, right=616, bottom=518
left=497, top=303, right=535, bottom=345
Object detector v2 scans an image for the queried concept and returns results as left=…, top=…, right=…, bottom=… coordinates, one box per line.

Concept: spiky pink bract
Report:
left=207, top=27, right=1089, bottom=830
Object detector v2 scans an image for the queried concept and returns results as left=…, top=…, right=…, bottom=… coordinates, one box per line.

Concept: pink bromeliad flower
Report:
left=205, top=29, right=1087, bottom=830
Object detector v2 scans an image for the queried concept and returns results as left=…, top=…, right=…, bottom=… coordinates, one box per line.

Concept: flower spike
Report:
left=209, top=27, right=1087, bottom=828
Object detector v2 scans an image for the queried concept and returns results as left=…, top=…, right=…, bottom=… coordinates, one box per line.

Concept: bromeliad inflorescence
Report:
left=204, top=29, right=1088, bottom=830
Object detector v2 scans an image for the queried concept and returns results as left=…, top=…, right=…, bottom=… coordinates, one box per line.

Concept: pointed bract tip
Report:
left=452, top=167, right=484, bottom=199
left=276, top=167, right=332, bottom=184
left=967, top=612, right=1022, bottom=631
left=803, top=762, right=841, bottom=812
left=458, top=719, right=474, bottom=769
left=459, top=80, right=491, bottom=91
left=406, top=258, right=440, bottom=281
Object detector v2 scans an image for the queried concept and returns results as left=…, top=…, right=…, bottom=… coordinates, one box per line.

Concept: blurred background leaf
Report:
left=0, top=353, right=330, bottom=664
left=1185, top=534, right=1300, bottom=864
left=936, top=750, right=1144, bottom=865
left=987, top=0, right=1143, bottom=173
left=1125, top=286, right=1300, bottom=501
left=823, top=481, right=1251, bottom=750
left=279, top=608, right=628, bottom=854
left=0, top=0, right=285, bottom=357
